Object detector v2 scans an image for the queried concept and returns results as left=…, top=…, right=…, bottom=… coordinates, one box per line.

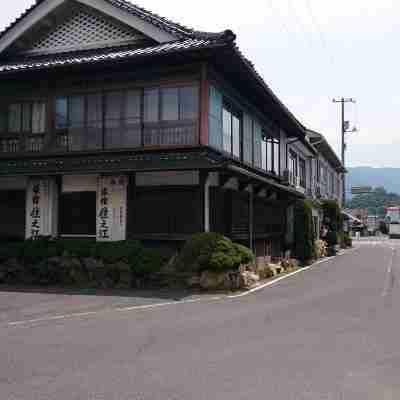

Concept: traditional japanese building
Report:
left=0, top=0, right=310, bottom=257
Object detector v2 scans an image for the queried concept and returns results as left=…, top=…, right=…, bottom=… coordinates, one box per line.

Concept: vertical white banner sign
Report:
left=26, top=178, right=58, bottom=239
left=97, top=175, right=127, bottom=242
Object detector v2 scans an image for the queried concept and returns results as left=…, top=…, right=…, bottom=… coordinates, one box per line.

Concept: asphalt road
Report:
left=1, top=239, right=400, bottom=399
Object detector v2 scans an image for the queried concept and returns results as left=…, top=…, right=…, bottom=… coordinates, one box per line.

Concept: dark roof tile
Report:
left=0, top=38, right=226, bottom=73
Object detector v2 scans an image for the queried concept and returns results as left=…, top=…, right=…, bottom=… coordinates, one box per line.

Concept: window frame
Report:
left=1, top=83, right=200, bottom=155
left=262, top=131, right=280, bottom=175
left=0, top=100, right=47, bottom=153
left=299, top=157, right=306, bottom=188
left=222, top=101, right=242, bottom=159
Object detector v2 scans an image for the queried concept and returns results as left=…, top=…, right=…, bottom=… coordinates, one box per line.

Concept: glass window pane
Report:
left=274, top=140, right=280, bottom=174
left=55, top=98, right=68, bottom=129
left=125, top=90, right=141, bottom=123
left=180, top=86, right=198, bottom=120
left=208, top=86, right=223, bottom=150
left=32, top=102, right=46, bottom=134
left=22, top=103, right=32, bottom=132
left=87, top=94, right=103, bottom=123
left=261, top=140, right=267, bottom=170
left=8, top=104, right=22, bottom=133
left=144, top=88, right=159, bottom=122
left=105, top=92, right=122, bottom=126
left=232, top=115, right=240, bottom=157
left=0, top=110, right=6, bottom=133
left=267, top=140, right=273, bottom=171
left=69, top=96, right=85, bottom=126
left=105, top=91, right=123, bottom=148
left=69, top=96, right=85, bottom=151
left=253, top=121, right=262, bottom=168
left=87, top=94, right=103, bottom=150
left=223, top=108, right=232, bottom=153
left=161, top=88, right=179, bottom=121
left=124, top=90, right=141, bottom=148
left=243, top=114, right=253, bottom=164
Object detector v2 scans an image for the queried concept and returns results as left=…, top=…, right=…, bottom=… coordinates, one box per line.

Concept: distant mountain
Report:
left=347, top=167, right=400, bottom=195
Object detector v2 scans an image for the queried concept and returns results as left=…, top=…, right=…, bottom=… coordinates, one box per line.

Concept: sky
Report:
left=0, top=0, right=399, bottom=168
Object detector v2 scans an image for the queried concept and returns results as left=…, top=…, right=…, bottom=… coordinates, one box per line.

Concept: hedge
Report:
left=293, top=199, right=315, bottom=263
left=0, top=235, right=255, bottom=288
left=322, top=200, right=343, bottom=248
left=0, top=240, right=168, bottom=288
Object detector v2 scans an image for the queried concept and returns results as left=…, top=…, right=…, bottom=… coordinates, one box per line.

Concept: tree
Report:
left=346, top=187, right=400, bottom=217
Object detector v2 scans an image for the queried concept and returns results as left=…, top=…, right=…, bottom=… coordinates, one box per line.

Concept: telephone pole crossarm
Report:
left=332, top=98, right=357, bottom=206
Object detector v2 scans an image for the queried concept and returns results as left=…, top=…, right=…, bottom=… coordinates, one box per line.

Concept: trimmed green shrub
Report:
left=322, top=200, right=343, bottom=232
left=233, top=243, right=254, bottom=265
left=293, top=200, right=315, bottom=263
left=175, top=232, right=254, bottom=273
left=343, top=232, right=353, bottom=248
left=326, top=230, right=338, bottom=247
left=0, top=239, right=168, bottom=288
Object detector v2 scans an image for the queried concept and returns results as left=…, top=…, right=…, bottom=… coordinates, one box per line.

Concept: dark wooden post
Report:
left=249, top=185, right=254, bottom=251
left=127, top=172, right=136, bottom=239
left=199, top=170, right=210, bottom=232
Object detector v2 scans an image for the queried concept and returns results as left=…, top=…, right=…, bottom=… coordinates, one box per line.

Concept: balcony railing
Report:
left=0, top=120, right=199, bottom=156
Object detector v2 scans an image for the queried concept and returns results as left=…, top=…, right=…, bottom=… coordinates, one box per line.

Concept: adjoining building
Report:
left=306, top=129, right=346, bottom=238
left=0, top=0, right=345, bottom=258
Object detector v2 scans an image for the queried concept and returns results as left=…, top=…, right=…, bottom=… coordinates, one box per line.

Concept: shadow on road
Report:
left=0, top=285, right=197, bottom=301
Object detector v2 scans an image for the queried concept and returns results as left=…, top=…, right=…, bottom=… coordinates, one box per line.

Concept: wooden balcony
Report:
left=0, top=120, right=199, bottom=157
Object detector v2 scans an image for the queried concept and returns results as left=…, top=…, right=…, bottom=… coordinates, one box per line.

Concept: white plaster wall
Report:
left=62, top=175, right=98, bottom=192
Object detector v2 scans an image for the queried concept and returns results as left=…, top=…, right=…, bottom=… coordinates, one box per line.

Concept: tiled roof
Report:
left=0, top=38, right=226, bottom=73
left=0, top=0, right=229, bottom=43
left=307, top=130, right=345, bottom=172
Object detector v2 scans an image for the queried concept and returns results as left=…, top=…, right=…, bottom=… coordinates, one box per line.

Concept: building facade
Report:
left=306, top=130, right=346, bottom=237
left=0, top=0, right=344, bottom=258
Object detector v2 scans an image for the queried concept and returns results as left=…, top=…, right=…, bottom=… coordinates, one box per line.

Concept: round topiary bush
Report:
left=175, top=233, right=254, bottom=273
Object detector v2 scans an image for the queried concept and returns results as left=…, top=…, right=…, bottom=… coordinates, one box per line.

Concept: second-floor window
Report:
left=222, top=105, right=241, bottom=158
left=0, top=101, right=46, bottom=153
left=299, top=157, right=306, bottom=188
left=50, top=85, right=199, bottom=152
left=262, top=134, right=280, bottom=175
left=288, top=150, right=298, bottom=186
left=316, top=159, right=321, bottom=183
left=143, top=86, right=199, bottom=146
left=330, top=171, right=335, bottom=195
left=55, top=94, right=103, bottom=151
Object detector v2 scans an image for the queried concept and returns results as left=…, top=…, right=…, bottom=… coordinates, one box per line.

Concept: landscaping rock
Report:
left=256, top=264, right=274, bottom=279
left=186, top=275, right=201, bottom=287
left=238, top=271, right=260, bottom=289
left=268, top=263, right=282, bottom=276
left=222, top=271, right=241, bottom=290
left=199, top=271, right=226, bottom=290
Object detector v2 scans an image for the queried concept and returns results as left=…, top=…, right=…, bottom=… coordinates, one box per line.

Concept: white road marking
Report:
left=382, top=247, right=396, bottom=297
left=5, top=249, right=357, bottom=327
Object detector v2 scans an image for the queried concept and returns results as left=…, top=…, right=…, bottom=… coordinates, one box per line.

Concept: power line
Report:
left=286, top=0, right=314, bottom=50
left=304, top=0, right=335, bottom=67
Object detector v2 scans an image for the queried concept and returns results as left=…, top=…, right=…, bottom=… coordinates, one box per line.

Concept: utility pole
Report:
left=333, top=98, right=357, bottom=206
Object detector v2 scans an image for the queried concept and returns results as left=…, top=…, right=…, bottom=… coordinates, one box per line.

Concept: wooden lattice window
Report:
left=30, top=10, right=142, bottom=53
